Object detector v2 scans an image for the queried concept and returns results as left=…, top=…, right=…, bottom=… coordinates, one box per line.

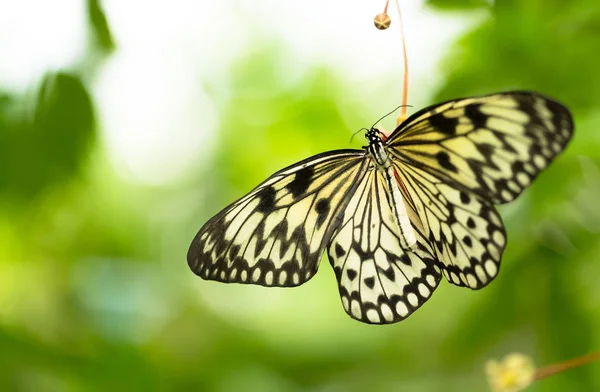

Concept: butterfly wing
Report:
left=385, top=91, right=573, bottom=288
left=327, top=168, right=441, bottom=324
left=394, top=161, right=505, bottom=289
left=188, top=150, right=367, bottom=287
left=386, top=91, right=573, bottom=204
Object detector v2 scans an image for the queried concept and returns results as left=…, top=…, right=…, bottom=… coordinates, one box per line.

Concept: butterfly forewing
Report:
left=327, top=168, right=441, bottom=324
left=188, top=150, right=366, bottom=287
left=386, top=91, right=574, bottom=204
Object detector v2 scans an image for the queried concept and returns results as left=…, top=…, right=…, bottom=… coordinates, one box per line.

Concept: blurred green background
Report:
left=1, top=0, right=599, bottom=391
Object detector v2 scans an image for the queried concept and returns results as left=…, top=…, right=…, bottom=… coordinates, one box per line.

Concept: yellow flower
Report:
left=485, top=353, right=536, bottom=392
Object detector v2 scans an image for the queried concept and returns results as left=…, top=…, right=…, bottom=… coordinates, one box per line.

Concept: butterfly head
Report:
left=365, top=127, right=384, bottom=145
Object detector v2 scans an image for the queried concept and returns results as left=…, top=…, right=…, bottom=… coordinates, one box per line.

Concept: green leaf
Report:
left=88, top=0, right=115, bottom=53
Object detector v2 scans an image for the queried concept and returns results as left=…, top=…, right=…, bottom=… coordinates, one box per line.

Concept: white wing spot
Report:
left=533, top=155, right=546, bottom=169
left=366, top=309, right=381, bottom=323
left=418, top=283, right=430, bottom=298
left=426, top=274, right=436, bottom=287
left=380, top=303, right=394, bottom=322
left=292, top=272, right=300, bottom=285
left=278, top=271, right=287, bottom=285
left=508, top=181, right=520, bottom=193
left=475, top=265, right=487, bottom=283
left=240, top=270, right=248, bottom=282
left=485, top=260, right=498, bottom=277
left=396, top=301, right=409, bottom=317
left=551, top=141, right=562, bottom=153
left=202, top=238, right=215, bottom=253
left=341, top=296, right=349, bottom=311
left=489, top=211, right=502, bottom=226
left=466, top=274, right=478, bottom=288
left=450, top=271, right=460, bottom=284
left=351, top=300, right=362, bottom=319
left=493, top=230, right=506, bottom=247
left=265, top=271, right=274, bottom=286
left=230, top=268, right=238, bottom=280
left=252, top=268, right=261, bottom=282
left=524, top=163, right=536, bottom=174
left=407, top=293, right=419, bottom=307
left=487, top=243, right=500, bottom=260
left=516, top=172, right=530, bottom=187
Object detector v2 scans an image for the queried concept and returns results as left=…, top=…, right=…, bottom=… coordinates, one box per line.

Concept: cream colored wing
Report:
left=394, top=161, right=505, bottom=289
left=188, top=150, right=367, bottom=287
left=386, top=91, right=573, bottom=204
left=327, top=168, right=441, bottom=324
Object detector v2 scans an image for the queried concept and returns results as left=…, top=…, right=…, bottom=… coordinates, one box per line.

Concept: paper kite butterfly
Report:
left=187, top=91, right=573, bottom=324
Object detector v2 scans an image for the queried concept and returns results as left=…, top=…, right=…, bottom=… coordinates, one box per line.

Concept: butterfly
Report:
left=187, top=91, right=573, bottom=324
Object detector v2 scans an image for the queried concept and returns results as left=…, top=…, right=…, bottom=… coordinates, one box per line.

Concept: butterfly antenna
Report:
left=370, top=105, right=410, bottom=130
left=395, top=0, right=409, bottom=126
left=350, top=128, right=370, bottom=143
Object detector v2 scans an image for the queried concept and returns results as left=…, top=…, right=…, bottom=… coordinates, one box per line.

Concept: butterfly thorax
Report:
left=365, top=128, right=390, bottom=170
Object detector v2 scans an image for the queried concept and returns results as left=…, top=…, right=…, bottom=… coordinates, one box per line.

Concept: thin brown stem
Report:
left=534, top=352, right=600, bottom=381
left=394, top=0, right=409, bottom=122
left=383, top=0, right=390, bottom=15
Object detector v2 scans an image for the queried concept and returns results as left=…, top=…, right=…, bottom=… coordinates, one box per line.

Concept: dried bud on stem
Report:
left=374, top=12, right=391, bottom=30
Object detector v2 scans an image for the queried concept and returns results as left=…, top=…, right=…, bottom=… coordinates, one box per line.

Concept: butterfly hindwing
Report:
left=188, top=150, right=366, bottom=287
left=386, top=91, right=574, bottom=204
left=327, top=168, right=441, bottom=324
left=395, top=161, right=505, bottom=289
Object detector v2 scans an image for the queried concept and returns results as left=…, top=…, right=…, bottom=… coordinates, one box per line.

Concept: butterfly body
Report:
left=188, top=91, right=573, bottom=324
left=364, top=128, right=418, bottom=249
